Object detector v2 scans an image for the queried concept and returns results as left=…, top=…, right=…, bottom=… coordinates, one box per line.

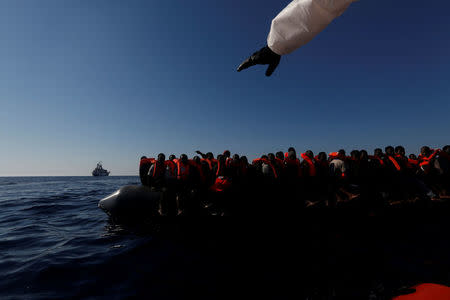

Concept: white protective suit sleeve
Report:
left=267, top=0, right=357, bottom=55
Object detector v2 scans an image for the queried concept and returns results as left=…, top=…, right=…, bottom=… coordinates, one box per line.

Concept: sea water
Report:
left=0, top=176, right=449, bottom=299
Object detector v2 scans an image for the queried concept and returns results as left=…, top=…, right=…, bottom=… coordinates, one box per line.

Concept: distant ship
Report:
left=92, top=162, right=110, bottom=177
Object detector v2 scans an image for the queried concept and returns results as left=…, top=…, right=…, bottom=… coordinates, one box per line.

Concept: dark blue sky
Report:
left=1, top=0, right=449, bottom=175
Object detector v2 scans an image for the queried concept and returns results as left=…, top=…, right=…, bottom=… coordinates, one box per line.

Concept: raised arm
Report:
left=238, top=0, right=357, bottom=76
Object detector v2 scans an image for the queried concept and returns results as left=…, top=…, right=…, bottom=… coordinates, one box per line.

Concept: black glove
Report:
left=237, top=46, right=281, bottom=77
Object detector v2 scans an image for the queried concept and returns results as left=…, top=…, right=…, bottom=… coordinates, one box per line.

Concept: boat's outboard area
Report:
left=99, top=185, right=162, bottom=221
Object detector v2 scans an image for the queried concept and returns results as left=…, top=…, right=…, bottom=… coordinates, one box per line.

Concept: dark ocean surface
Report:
left=0, top=176, right=449, bottom=299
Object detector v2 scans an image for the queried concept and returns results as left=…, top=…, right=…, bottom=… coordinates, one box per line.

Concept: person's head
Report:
left=169, top=154, right=176, bottom=161
left=157, top=153, right=165, bottom=162
left=374, top=148, right=383, bottom=157
left=180, top=154, right=188, bottom=163
left=223, top=150, right=231, bottom=158
left=141, top=156, right=147, bottom=160
left=385, top=146, right=394, bottom=156
left=338, top=149, right=346, bottom=157
left=193, top=155, right=201, bottom=164
left=276, top=151, right=284, bottom=160
left=288, top=151, right=296, bottom=160
left=241, top=156, right=248, bottom=165
left=420, top=146, right=431, bottom=157
left=395, top=146, right=405, bottom=156
left=409, top=154, right=417, bottom=160
left=268, top=153, right=275, bottom=161
left=443, top=145, right=450, bottom=154
left=261, top=155, right=268, bottom=160
left=233, top=154, right=240, bottom=161
left=288, top=147, right=296, bottom=156
left=206, top=152, right=214, bottom=159
left=217, top=154, right=225, bottom=163
left=305, top=150, right=314, bottom=159
left=317, top=152, right=327, bottom=161
left=350, top=150, right=360, bottom=160
left=360, top=150, right=368, bottom=160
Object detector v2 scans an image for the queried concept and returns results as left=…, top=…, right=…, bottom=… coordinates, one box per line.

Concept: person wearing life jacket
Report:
left=407, top=154, right=420, bottom=172
left=284, top=149, right=302, bottom=180
left=300, top=150, right=320, bottom=207
left=329, top=149, right=359, bottom=206
left=300, top=150, right=317, bottom=177
left=329, top=149, right=347, bottom=178
left=174, top=154, right=192, bottom=215
left=315, top=152, right=329, bottom=178
left=237, top=0, right=358, bottom=76
left=148, top=153, right=166, bottom=190
left=208, top=154, right=234, bottom=215
left=415, top=146, right=442, bottom=199
left=383, top=146, right=402, bottom=173
left=274, top=151, right=286, bottom=180
left=139, top=156, right=154, bottom=186
left=223, top=150, right=232, bottom=165
left=189, top=156, right=207, bottom=187
left=359, top=150, right=370, bottom=177
left=164, top=155, right=178, bottom=182
left=146, top=153, right=167, bottom=215
left=253, top=155, right=278, bottom=180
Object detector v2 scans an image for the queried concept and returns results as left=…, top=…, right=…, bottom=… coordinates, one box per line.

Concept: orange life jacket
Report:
left=419, top=149, right=440, bottom=171
left=253, top=158, right=278, bottom=179
left=176, top=161, right=190, bottom=180
left=387, top=155, right=401, bottom=171
left=393, top=283, right=450, bottom=300
left=301, top=153, right=317, bottom=176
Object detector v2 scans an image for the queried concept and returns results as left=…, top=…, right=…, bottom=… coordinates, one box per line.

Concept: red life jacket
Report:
left=176, top=160, right=190, bottom=180
left=393, top=283, right=450, bottom=300
left=274, top=158, right=285, bottom=174
left=314, top=155, right=329, bottom=169
left=210, top=176, right=232, bottom=192
left=419, top=149, right=441, bottom=171
left=164, top=160, right=177, bottom=177
left=407, top=159, right=419, bottom=169
left=240, top=162, right=249, bottom=176
left=284, top=157, right=301, bottom=177
left=139, top=158, right=154, bottom=167
left=189, top=160, right=206, bottom=183
left=151, top=161, right=165, bottom=178
left=201, top=158, right=217, bottom=171
left=329, top=152, right=339, bottom=159
left=369, top=155, right=385, bottom=167
left=301, top=153, right=317, bottom=176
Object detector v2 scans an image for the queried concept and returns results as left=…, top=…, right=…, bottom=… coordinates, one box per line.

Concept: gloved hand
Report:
left=237, top=46, right=281, bottom=77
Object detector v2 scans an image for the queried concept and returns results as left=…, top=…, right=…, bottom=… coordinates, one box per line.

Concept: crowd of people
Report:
left=139, top=145, right=450, bottom=216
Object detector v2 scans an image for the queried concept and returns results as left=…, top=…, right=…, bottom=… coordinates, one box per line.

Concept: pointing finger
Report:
left=237, top=57, right=256, bottom=72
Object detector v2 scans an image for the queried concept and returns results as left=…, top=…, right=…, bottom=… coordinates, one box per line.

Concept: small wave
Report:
left=0, top=182, right=17, bottom=186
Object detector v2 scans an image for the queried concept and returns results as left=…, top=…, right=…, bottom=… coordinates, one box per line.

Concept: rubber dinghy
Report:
left=98, top=185, right=161, bottom=221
